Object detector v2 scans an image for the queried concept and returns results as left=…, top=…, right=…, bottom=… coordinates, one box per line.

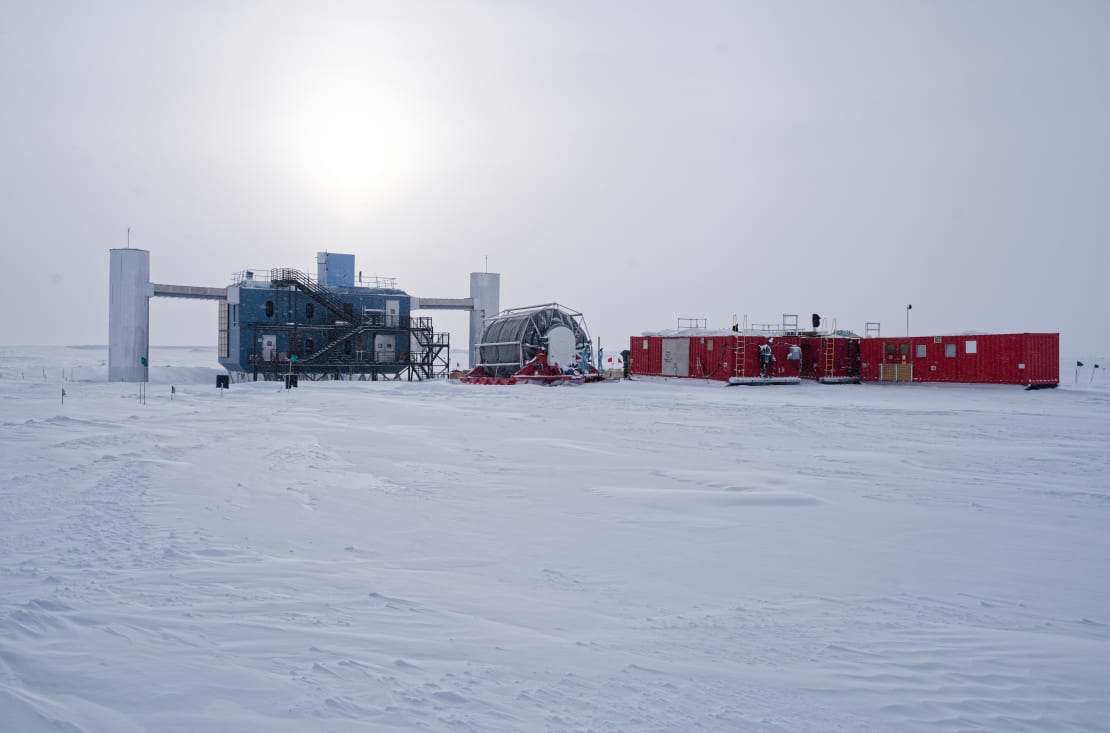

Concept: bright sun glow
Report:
left=288, top=84, right=428, bottom=209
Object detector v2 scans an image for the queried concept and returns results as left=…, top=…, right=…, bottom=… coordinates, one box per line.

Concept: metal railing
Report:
left=269, top=268, right=352, bottom=323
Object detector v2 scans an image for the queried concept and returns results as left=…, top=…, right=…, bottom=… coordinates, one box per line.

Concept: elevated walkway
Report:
left=413, top=297, right=474, bottom=311
left=151, top=283, right=227, bottom=301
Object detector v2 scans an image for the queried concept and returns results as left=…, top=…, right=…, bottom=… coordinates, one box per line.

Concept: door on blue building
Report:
left=261, top=335, right=276, bottom=363
left=374, top=334, right=396, bottom=363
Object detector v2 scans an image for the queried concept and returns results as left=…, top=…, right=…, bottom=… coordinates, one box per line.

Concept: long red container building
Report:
left=630, top=329, right=1058, bottom=387
left=859, top=333, right=1058, bottom=387
left=629, top=332, right=860, bottom=382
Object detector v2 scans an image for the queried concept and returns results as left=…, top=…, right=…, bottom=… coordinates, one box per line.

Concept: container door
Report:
left=374, top=334, right=396, bottom=363
left=958, top=337, right=981, bottom=382
left=1022, top=333, right=1059, bottom=386
left=661, top=338, right=690, bottom=377
left=385, top=300, right=400, bottom=327
left=880, top=339, right=912, bottom=381
left=261, top=335, right=276, bottom=362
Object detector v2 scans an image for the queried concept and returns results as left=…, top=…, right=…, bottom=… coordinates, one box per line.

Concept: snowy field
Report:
left=1, top=345, right=1108, bottom=733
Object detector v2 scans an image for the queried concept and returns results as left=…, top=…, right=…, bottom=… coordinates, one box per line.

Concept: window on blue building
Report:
left=265, top=300, right=274, bottom=317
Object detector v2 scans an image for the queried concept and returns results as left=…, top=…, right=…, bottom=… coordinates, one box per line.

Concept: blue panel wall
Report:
left=321, top=253, right=355, bottom=287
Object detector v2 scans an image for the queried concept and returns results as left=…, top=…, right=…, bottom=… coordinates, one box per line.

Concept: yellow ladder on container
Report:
left=733, top=335, right=747, bottom=378
left=823, top=336, right=835, bottom=379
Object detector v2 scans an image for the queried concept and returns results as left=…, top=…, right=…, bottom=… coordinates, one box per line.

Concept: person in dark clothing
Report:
left=759, top=343, right=774, bottom=377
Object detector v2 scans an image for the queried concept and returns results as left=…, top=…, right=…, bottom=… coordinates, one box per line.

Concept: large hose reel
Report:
left=475, top=304, right=593, bottom=379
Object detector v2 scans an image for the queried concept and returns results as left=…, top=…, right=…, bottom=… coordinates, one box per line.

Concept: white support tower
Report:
left=468, top=272, right=500, bottom=367
left=108, top=248, right=152, bottom=382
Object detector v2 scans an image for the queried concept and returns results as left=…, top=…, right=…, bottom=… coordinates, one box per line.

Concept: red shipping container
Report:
left=687, top=334, right=732, bottom=379
left=630, top=333, right=806, bottom=381
left=799, top=336, right=860, bottom=382
left=859, top=333, right=1058, bottom=386
left=629, top=335, right=664, bottom=377
left=629, top=333, right=735, bottom=380
left=727, top=335, right=803, bottom=380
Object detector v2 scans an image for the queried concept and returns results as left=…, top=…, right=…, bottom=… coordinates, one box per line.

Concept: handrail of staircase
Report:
left=270, top=268, right=352, bottom=322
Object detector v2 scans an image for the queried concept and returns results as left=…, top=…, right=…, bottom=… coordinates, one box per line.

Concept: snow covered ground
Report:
left=1, top=345, right=1108, bottom=732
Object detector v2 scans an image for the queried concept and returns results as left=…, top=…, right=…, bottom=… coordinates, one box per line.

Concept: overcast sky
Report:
left=2, top=1, right=1107, bottom=361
